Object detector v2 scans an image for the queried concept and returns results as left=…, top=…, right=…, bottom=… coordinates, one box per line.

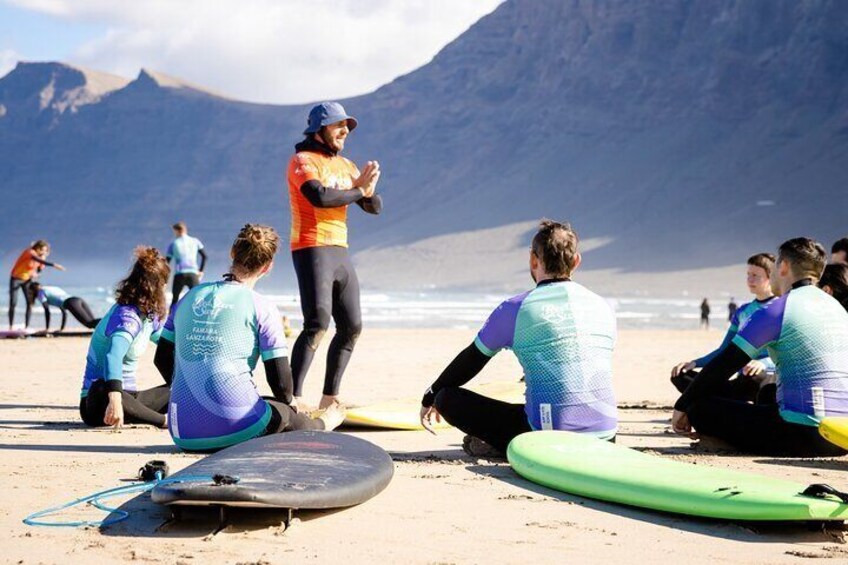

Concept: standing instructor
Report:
left=287, top=102, right=382, bottom=410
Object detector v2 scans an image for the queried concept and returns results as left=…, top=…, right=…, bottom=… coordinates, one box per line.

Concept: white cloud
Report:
left=5, top=0, right=504, bottom=104
left=0, top=49, right=21, bottom=78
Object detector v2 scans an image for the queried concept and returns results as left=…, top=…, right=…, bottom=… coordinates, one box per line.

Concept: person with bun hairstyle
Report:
left=819, top=263, right=848, bottom=312
left=79, top=247, right=170, bottom=428
left=156, top=224, right=344, bottom=452
left=8, top=240, right=65, bottom=329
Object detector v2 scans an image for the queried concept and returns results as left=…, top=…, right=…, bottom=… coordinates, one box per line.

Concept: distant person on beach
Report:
left=831, top=237, right=848, bottom=265
left=79, top=247, right=170, bottom=429
left=727, top=297, right=738, bottom=322
left=670, top=254, right=777, bottom=402
left=156, top=224, right=343, bottom=452
left=29, top=282, right=100, bottom=331
left=287, top=102, right=382, bottom=412
left=166, top=222, right=207, bottom=302
left=419, top=220, right=617, bottom=457
left=699, top=298, right=710, bottom=329
left=672, top=238, right=848, bottom=456
left=819, top=263, right=848, bottom=311
left=8, top=240, right=65, bottom=330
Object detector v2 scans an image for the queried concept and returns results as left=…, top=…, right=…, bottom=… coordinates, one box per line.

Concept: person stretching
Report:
left=156, top=224, right=344, bottom=452
left=30, top=282, right=100, bottom=331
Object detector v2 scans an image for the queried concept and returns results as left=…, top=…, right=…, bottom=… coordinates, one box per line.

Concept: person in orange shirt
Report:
left=287, top=102, right=382, bottom=411
left=8, top=240, right=65, bottom=329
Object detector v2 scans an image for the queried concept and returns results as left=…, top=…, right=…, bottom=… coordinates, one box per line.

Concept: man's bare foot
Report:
left=294, top=397, right=315, bottom=413
left=318, top=395, right=342, bottom=410
left=318, top=403, right=346, bottom=431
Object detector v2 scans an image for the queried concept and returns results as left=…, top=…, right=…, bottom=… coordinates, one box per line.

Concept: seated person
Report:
left=79, top=247, right=170, bottom=428
left=419, top=219, right=617, bottom=456
left=819, top=263, right=848, bottom=311
left=156, top=224, right=344, bottom=452
left=672, top=238, right=848, bottom=457
left=30, top=282, right=100, bottom=331
left=670, top=253, right=777, bottom=402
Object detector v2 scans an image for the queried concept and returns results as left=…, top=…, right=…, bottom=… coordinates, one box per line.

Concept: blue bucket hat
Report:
left=303, top=101, right=358, bottom=135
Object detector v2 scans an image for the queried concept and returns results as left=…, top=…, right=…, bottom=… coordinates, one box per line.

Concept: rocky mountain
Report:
left=1, top=0, right=846, bottom=292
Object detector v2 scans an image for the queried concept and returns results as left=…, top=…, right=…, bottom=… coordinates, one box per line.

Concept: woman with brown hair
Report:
left=8, top=240, right=65, bottom=330
left=155, top=224, right=343, bottom=452
left=79, top=247, right=171, bottom=428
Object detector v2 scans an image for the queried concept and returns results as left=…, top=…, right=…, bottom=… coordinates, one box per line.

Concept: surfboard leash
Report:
left=22, top=459, right=213, bottom=528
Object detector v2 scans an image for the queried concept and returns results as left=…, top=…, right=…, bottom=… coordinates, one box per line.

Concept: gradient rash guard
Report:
left=10, top=249, right=46, bottom=280
left=694, top=297, right=776, bottom=369
left=37, top=286, right=70, bottom=308
left=81, top=304, right=162, bottom=396
left=163, top=281, right=289, bottom=451
left=287, top=150, right=360, bottom=250
left=732, top=285, right=848, bottom=426
left=167, top=235, right=205, bottom=275
left=475, top=281, right=618, bottom=438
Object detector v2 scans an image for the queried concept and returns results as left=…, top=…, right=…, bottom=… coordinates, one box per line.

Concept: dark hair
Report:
left=172, top=221, right=187, bottom=231
left=832, top=237, right=848, bottom=256
left=31, top=240, right=49, bottom=252
left=230, top=224, right=280, bottom=277
left=26, top=282, right=41, bottom=305
left=747, top=253, right=776, bottom=278
left=531, top=219, right=579, bottom=277
left=115, top=246, right=170, bottom=320
left=777, top=238, right=826, bottom=281
left=819, top=263, right=848, bottom=312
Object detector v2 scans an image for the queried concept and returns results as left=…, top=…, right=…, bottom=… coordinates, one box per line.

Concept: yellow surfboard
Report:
left=343, top=381, right=526, bottom=430
left=819, top=417, right=848, bottom=450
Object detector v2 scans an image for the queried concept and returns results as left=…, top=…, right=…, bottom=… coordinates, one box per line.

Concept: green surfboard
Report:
left=507, top=431, right=848, bottom=521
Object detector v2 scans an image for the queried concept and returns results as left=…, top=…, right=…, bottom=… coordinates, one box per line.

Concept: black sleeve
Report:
left=264, top=356, right=293, bottom=405
left=198, top=248, right=208, bottom=272
left=43, top=304, right=51, bottom=331
left=300, top=180, right=363, bottom=208
left=355, top=194, right=383, bottom=215
left=153, top=339, right=176, bottom=386
left=31, top=255, right=54, bottom=267
left=60, top=307, right=67, bottom=331
left=422, top=343, right=491, bottom=407
left=674, top=344, right=751, bottom=412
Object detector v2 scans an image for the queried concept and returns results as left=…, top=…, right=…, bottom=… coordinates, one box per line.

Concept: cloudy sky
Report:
left=0, top=0, right=503, bottom=104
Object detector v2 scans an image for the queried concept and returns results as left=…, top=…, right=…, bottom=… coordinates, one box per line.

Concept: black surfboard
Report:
left=151, top=431, right=394, bottom=510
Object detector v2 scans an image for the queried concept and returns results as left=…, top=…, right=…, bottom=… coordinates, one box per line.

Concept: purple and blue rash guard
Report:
left=80, top=304, right=162, bottom=397
left=163, top=281, right=289, bottom=451
left=166, top=235, right=204, bottom=275
left=731, top=284, right=848, bottom=426
left=694, top=297, right=776, bottom=370
left=475, top=281, right=618, bottom=438
left=37, top=285, right=70, bottom=308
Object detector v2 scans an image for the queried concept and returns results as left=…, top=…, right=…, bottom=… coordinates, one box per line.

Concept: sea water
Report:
left=2, top=287, right=733, bottom=331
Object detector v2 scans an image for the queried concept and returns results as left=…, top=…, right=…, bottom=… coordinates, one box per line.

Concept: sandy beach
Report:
left=2, top=328, right=847, bottom=564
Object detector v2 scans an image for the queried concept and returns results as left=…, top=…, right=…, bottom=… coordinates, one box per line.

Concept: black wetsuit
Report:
left=675, top=343, right=845, bottom=457
left=43, top=297, right=100, bottom=331
left=289, top=137, right=383, bottom=397
left=171, top=248, right=207, bottom=302
left=79, top=381, right=170, bottom=427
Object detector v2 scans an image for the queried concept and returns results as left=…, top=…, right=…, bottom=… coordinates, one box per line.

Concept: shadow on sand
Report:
left=98, top=492, right=351, bottom=539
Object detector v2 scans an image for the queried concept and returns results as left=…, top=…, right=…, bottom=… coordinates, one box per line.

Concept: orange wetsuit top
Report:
left=10, top=248, right=49, bottom=281
left=287, top=142, right=361, bottom=251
